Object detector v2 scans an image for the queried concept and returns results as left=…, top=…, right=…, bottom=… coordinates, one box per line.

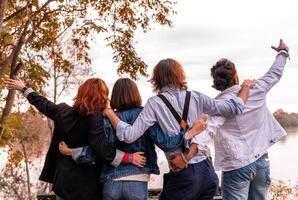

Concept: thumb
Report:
left=271, top=46, right=278, bottom=51
left=135, top=152, right=145, bottom=155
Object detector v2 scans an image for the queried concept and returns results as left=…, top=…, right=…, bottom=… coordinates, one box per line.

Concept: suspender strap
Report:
left=157, top=94, right=182, bottom=128
left=157, top=91, right=191, bottom=131
left=181, top=91, right=191, bottom=131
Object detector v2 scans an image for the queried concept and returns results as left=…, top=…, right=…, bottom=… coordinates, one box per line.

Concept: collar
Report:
left=159, top=85, right=183, bottom=94
left=215, top=85, right=240, bottom=99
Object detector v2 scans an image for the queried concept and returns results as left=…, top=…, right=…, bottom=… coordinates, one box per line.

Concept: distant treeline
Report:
left=273, top=109, right=298, bottom=127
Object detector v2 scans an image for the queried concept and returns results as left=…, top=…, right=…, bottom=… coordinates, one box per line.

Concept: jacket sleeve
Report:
left=71, top=146, right=97, bottom=165
left=256, top=51, right=289, bottom=94
left=147, top=124, right=185, bottom=152
left=88, top=110, right=123, bottom=166
left=24, top=88, right=60, bottom=120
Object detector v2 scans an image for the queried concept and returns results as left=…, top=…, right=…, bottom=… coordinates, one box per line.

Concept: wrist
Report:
left=21, top=86, right=28, bottom=93
left=181, top=153, right=189, bottom=164
left=67, top=149, right=72, bottom=156
left=185, top=130, right=193, bottom=140
left=183, top=152, right=191, bottom=162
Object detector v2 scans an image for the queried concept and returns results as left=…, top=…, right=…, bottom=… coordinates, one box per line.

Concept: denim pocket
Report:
left=222, top=166, right=252, bottom=190
left=258, top=159, right=271, bottom=186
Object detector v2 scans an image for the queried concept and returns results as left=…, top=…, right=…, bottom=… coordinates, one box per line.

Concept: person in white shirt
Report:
left=170, top=39, right=289, bottom=200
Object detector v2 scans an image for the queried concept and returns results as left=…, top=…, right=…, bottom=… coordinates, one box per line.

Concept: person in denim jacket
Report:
left=59, top=78, right=205, bottom=200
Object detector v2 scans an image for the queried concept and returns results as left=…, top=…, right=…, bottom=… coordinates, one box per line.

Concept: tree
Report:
left=0, top=0, right=176, bottom=139
left=0, top=0, right=8, bottom=34
left=0, top=113, right=39, bottom=200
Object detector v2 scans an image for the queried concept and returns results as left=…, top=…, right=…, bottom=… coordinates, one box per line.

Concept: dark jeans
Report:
left=159, top=159, right=219, bottom=200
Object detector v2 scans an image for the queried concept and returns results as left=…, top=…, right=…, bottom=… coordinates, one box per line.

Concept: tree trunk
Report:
left=20, top=139, right=32, bottom=200
left=0, top=90, right=16, bottom=136
left=0, top=0, right=7, bottom=34
left=0, top=22, right=28, bottom=139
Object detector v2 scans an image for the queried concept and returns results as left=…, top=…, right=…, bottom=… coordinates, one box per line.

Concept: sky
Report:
left=71, top=0, right=298, bottom=112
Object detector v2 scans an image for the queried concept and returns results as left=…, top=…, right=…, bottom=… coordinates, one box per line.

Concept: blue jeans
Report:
left=159, top=159, right=219, bottom=200
left=102, top=180, right=148, bottom=200
left=222, top=154, right=271, bottom=200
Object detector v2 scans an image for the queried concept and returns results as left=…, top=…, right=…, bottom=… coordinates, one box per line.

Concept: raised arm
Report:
left=104, top=100, right=157, bottom=144
left=4, top=78, right=59, bottom=120
left=257, top=39, right=289, bottom=93
left=195, top=81, right=254, bottom=118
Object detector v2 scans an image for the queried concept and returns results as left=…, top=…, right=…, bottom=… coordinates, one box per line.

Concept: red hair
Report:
left=73, top=78, right=109, bottom=115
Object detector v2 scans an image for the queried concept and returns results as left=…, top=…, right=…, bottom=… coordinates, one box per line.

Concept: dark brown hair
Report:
left=73, top=78, right=109, bottom=115
left=210, top=58, right=239, bottom=91
left=150, top=58, right=188, bottom=93
left=110, top=78, right=142, bottom=110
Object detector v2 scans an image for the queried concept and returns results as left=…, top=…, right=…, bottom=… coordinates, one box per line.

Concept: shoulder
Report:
left=54, top=103, right=73, bottom=118
left=117, top=107, right=143, bottom=121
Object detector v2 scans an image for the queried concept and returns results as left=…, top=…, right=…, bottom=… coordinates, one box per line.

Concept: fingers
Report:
left=202, top=114, right=208, bottom=122
left=133, top=152, right=146, bottom=167
left=271, top=39, right=289, bottom=52
left=241, top=79, right=256, bottom=89
left=271, top=45, right=278, bottom=51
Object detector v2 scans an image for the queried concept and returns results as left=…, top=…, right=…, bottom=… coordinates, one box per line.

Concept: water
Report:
left=149, top=127, right=298, bottom=188
left=1, top=128, right=297, bottom=190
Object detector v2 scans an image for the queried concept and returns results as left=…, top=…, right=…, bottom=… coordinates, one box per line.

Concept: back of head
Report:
left=210, top=58, right=238, bottom=91
left=150, top=58, right=188, bottom=93
left=110, top=78, right=142, bottom=111
left=73, top=78, right=109, bottom=115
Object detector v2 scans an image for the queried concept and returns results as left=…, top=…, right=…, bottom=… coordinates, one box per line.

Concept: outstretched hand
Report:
left=271, top=39, right=289, bottom=52
left=3, top=77, right=26, bottom=90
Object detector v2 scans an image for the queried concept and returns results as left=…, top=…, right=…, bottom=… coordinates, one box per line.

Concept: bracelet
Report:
left=128, top=153, right=134, bottom=163
left=180, top=153, right=188, bottom=164
left=21, top=87, right=28, bottom=93
left=122, top=153, right=129, bottom=163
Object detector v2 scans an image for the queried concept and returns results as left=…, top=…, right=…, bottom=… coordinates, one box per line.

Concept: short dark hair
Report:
left=210, top=58, right=238, bottom=91
left=110, top=78, right=142, bottom=110
left=149, top=58, right=188, bottom=93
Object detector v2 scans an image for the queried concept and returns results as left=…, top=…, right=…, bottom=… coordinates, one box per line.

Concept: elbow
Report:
left=125, top=138, right=137, bottom=144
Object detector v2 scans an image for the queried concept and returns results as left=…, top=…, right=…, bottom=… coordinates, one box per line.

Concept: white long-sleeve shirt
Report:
left=207, top=51, right=289, bottom=172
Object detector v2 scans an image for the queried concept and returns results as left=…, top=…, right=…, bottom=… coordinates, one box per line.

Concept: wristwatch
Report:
left=21, top=87, right=28, bottom=93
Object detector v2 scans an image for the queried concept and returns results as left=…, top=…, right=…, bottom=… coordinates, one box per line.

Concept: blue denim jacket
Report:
left=72, top=107, right=186, bottom=182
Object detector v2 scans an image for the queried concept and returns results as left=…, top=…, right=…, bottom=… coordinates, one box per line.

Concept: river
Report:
left=149, top=127, right=298, bottom=189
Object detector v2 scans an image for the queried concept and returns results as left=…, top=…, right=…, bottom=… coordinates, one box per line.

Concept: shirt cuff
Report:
left=23, top=88, right=35, bottom=98
left=110, top=149, right=124, bottom=167
left=277, top=50, right=289, bottom=58
left=235, top=96, right=244, bottom=106
left=71, top=147, right=84, bottom=162
left=116, top=121, right=129, bottom=141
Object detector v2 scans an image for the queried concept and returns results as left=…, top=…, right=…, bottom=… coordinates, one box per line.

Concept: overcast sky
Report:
left=83, top=0, right=298, bottom=112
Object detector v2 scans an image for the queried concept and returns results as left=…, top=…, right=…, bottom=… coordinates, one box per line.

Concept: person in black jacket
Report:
left=4, top=77, right=145, bottom=200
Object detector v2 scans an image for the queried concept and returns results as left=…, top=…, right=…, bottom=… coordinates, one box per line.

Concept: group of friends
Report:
left=3, top=39, right=289, bottom=200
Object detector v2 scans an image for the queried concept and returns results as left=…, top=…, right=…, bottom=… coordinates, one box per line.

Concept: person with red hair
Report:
left=4, top=77, right=145, bottom=200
